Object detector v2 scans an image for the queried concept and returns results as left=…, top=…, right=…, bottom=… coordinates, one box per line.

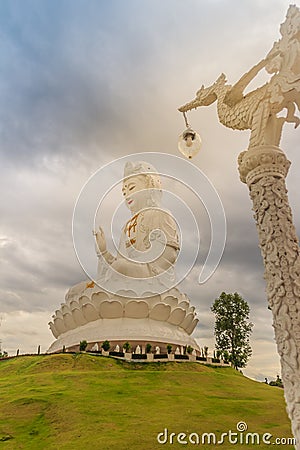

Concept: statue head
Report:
left=122, top=161, right=162, bottom=214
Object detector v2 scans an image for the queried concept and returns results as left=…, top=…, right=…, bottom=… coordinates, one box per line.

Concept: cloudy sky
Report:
left=0, top=0, right=299, bottom=383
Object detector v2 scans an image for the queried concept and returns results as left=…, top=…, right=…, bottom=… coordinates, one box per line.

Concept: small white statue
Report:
left=115, top=344, right=120, bottom=352
left=135, top=345, right=141, bottom=354
left=155, top=346, right=160, bottom=354
left=91, top=343, right=99, bottom=351
left=175, top=347, right=180, bottom=355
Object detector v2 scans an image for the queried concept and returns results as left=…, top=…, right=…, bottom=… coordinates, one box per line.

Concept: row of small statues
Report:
left=90, top=343, right=197, bottom=355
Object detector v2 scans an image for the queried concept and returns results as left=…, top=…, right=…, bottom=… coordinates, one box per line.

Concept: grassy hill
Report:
left=0, top=354, right=295, bottom=449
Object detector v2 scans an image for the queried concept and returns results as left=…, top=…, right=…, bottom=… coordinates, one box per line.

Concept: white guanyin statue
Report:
left=47, top=161, right=200, bottom=354
left=93, top=161, right=179, bottom=295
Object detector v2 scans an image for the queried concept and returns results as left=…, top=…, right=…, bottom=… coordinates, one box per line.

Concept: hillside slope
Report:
left=0, top=354, right=294, bottom=449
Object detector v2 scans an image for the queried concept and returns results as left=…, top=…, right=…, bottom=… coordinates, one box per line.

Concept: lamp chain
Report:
left=183, top=111, right=190, bottom=129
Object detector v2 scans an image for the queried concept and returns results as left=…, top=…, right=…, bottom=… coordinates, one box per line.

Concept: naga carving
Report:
left=178, top=5, right=300, bottom=447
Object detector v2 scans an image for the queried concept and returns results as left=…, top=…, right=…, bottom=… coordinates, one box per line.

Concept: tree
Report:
left=211, top=292, right=253, bottom=370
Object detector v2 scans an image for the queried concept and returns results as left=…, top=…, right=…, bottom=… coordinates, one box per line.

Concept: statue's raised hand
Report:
left=93, top=226, right=107, bottom=254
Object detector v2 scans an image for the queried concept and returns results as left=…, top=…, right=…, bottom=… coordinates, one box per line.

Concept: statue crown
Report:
left=124, top=161, right=162, bottom=189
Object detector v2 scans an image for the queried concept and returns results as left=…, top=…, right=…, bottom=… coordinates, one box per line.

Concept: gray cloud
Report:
left=0, top=0, right=291, bottom=165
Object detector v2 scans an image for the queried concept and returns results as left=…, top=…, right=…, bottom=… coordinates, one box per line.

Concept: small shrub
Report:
left=212, top=357, right=220, bottom=363
left=123, top=341, right=131, bottom=352
left=186, top=345, right=193, bottom=355
left=132, top=354, right=147, bottom=360
left=79, top=340, right=88, bottom=352
left=155, top=354, right=167, bottom=359
left=146, top=343, right=152, bottom=354
left=109, top=351, right=124, bottom=357
left=167, top=344, right=172, bottom=354
left=223, top=350, right=229, bottom=363
left=175, top=354, right=189, bottom=360
left=269, top=375, right=283, bottom=388
left=101, top=340, right=110, bottom=351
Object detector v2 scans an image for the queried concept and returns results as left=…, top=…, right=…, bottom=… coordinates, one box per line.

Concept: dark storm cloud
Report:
left=0, top=1, right=140, bottom=165
left=0, top=0, right=290, bottom=166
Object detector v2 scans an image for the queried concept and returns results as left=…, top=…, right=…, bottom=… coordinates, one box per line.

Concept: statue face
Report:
left=122, top=174, right=149, bottom=214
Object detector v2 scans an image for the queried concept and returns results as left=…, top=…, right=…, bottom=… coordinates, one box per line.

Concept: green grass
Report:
left=0, top=354, right=295, bottom=449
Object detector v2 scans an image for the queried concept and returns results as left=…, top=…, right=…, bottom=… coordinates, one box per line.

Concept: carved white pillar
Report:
left=238, top=145, right=300, bottom=447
